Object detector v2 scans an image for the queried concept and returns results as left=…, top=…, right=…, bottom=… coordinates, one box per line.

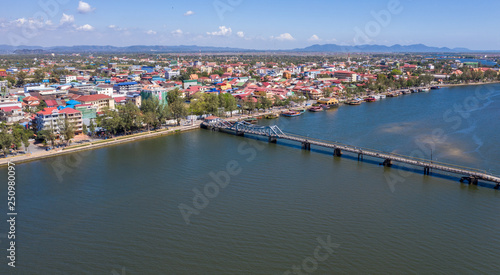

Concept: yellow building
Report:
left=317, top=97, right=339, bottom=106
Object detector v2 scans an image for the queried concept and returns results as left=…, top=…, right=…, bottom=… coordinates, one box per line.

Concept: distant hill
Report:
left=294, top=43, right=473, bottom=53
left=0, top=43, right=490, bottom=54
left=0, top=44, right=252, bottom=54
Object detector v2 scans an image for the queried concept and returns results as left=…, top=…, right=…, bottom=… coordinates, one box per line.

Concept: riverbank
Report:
left=440, top=80, right=500, bottom=88
left=0, top=109, right=287, bottom=167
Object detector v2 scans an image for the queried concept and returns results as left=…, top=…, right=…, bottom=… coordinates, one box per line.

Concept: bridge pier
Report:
left=333, top=148, right=342, bottom=157
left=424, top=166, right=431, bottom=175
left=302, top=142, right=311, bottom=151
left=357, top=153, right=363, bottom=161
left=495, top=183, right=500, bottom=190
left=382, top=159, right=392, bottom=167
left=268, top=137, right=277, bottom=143
left=235, top=131, right=245, bottom=136
left=460, top=176, right=478, bottom=185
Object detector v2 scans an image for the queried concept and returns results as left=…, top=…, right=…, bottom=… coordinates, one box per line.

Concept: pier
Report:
left=203, top=119, right=500, bottom=189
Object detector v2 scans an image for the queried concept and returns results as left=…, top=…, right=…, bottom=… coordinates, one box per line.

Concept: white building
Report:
left=165, top=70, right=180, bottom=80
left=60, top=75, right=77, bottom=84
left=95, top=84, right=114, bottom=97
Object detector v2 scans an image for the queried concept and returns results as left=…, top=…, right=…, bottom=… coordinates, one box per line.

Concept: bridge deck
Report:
left=205, top=120, right=500, bottom=187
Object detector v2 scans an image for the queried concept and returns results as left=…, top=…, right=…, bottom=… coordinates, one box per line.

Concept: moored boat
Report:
left=265, top=113, right=279, bottom=119
left=364, top=96, right=376, bottom=102
left=308, top=106, right=324, bottom=112
left=430, top=86, right=440, bottom=90
left=244, top=118, right=258, bottom=124
left=346, top=99, right=362, bottom=105
left=281, top=111, right=302, bottom=117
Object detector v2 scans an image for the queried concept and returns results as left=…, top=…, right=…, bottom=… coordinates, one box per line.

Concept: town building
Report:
left=74, top=94, right=115, bottom=112
left=35, top=107, right=83, bottom=134
left=60, top=75, right=77, bottom=84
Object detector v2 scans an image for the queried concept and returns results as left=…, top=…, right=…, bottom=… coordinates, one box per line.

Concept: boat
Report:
left=421, top=87, right=430, bottom=92
left=430, top=86, right=440, bottom=90
left=265, top=113, right=279, bottom=119
left=364, top=96, right=376, bottom=102
left=346, top=99, right=362, bottom=105
left=243, top=118, right=258, bottom=124
left=296, top=108, right=306, bottom=113
left=379, top=94, right=386, bottom=99
left=281, top=111, right=302, bottom=117
left=320, top=104, right=331, bottom=110
left=308, top=106, right=324, bottom=112
left=402, top=89, right=412, bottom=95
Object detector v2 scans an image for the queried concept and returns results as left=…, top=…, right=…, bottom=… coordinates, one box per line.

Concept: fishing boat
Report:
left=402, top=89, right=412, bottom=95
left=281, top=111, right=302, bottom=117
left=346, top=99, right=362, bottom=105
left=296, top=108, right=306, bottom=113
left=421, top=87, right=430, bottom=92
left=308, top=106, right=324, bottom=112
left=430, top=86, right=440, bottom=90
left=265, top=113, right=279, bottom=119
left=243, top=118, right=258, bottom=124
left=320, top=104, right=331, bottom=110
left=364, top=96, right=376, bottom=102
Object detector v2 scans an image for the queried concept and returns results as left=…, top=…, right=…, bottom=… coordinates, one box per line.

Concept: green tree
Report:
left=11, top=124, right=32, bottom=151
left=38, top=127, right=56, bottom=147
left=36, top=100, right=48, bottom=112
left=119, top=102, right=142, bottom=134
left=259, top=96, right=273, bottom=111
left=33, top=69, right=45, bottom=83
left=219, top=93, right=237, bottom=117
left=0, top=131, right=13, bottom=157
left=60, top=117, right=75, bottom=145
left=89, top=119, right=96, bottom=136
left=16, top=71, right=27, bottom=87
left=99, top=109, right=122, bottom=136
left=169, top=98, right=188, bottom=126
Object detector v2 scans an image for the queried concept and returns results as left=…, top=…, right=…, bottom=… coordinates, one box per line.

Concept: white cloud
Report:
left=78, top=1, right=95, bottom=14
left=60, top=13, right=75, bottom=25
left=171, top=29, right=183, bottom=36
left=207, top=26, right=232, bottom=36
left=12, top=18, right=51, bottom=29
left=146, top=30, right=157, bottom=35
left=273, top=33, right=295, bottom=41
left=76, top=24, right=94, bottom=31
left=237, top=31, right=244, bottom=38
left=184, top=10, right=194, bottom=16
left=308, top=34, right=320, bottom=42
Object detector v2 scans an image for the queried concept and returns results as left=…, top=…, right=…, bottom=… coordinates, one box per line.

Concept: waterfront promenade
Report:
left=0, top=109, right=287, bottom=167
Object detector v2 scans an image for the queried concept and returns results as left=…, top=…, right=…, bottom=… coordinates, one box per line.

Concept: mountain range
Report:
left=0, top=43, right=492, bottom=54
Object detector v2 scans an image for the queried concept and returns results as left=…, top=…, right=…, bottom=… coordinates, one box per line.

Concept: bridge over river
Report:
left=203, top=119, right=500, bottom=189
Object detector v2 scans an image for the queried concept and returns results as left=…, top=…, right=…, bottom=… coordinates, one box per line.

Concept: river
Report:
left=1, top=84, right=499, bottom=274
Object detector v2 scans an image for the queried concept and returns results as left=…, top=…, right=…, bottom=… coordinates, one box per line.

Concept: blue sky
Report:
left=0, top=0, right=499, bottom=50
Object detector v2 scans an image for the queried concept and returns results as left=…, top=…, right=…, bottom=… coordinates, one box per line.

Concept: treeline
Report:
left=0, top=123, right=33, bottom=156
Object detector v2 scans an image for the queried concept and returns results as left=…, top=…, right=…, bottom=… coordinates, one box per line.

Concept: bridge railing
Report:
left=282, top=132, right=491, bottom=176
left=208, top=121, right=494, bottom=177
